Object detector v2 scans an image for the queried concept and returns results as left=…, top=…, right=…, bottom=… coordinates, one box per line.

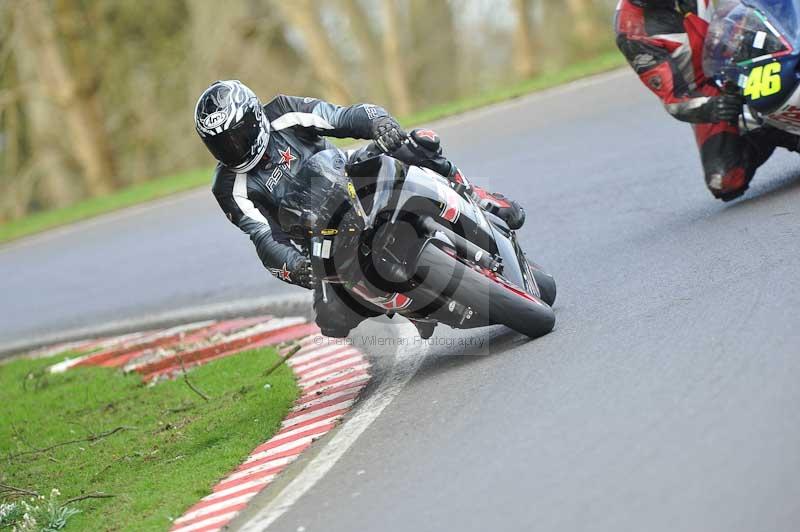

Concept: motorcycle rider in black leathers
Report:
left=195, top=80, right=525, bottom=338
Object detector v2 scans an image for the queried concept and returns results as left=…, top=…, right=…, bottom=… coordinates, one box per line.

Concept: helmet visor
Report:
left=201, top=109, right=262, bottom=168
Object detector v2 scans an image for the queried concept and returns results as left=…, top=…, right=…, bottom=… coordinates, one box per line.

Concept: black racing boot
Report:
left=319, top=326, right=352, bottom=339
left=407, top=128, right=526, bottom=230
left=314, top=283, right=372, bottom=338
left=706, top=169, right=750, bottom=202
left=471, top=187, right=526, bottom=230
left=411, top=319, right=437, bottom=340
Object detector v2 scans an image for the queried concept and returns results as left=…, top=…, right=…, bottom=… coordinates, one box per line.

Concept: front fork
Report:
left=509, top=231, right=541, bottom=299
left=417, top=217, right=503, bottom=274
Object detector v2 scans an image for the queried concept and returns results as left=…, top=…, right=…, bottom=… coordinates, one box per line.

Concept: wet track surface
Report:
left=4, top=71, right=800, bottom=531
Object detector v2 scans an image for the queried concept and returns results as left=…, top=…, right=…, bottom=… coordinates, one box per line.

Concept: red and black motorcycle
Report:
left=278, top=140, right=556, bottom=338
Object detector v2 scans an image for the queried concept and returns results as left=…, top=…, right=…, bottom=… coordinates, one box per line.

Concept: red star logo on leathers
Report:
left=270, top=263, right=292, bottom=282
left=279, top=147, right=297, bottom=170
left=416, top=129, right=438, bottom=142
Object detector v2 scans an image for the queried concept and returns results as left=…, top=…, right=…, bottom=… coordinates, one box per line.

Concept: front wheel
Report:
left=415, top=244, right=555, bottom=338
left=530, top=265, right=557, bottom=307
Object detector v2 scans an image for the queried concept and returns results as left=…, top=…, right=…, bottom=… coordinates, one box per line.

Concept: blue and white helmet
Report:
left=195, top=80, right=270, bottom=172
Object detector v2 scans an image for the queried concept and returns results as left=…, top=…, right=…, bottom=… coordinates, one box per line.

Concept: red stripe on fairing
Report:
left=472, top=186, right=511, bottom=209
left=170, top=503, right=248, bottom=530
left=377, top=292, right=411, bottom=311
left=441, top=205, right=459, bottom=223
left=476, top=265, right=542, bottom=305
left=137, top=323, right=319, bottom=379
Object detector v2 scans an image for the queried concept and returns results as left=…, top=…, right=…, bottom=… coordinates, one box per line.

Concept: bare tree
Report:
left=0, top=83, right=42, bottom=219
left=0, top=0, right=622, bottom=216
left=14, top=0, right=115, bottom=197
left=511, top=0, right=536, bottom=78
left=566, top=0, right=600, bottom=48
left=339, top=0, right=387, bottom=102
left=381, top=0, right=412, bottom=115
left=188, top=0, right=252, bottom=92
left=409, top=0, right=459, bottom=106
left=10, top=3, right=79, bottom=211
left=274, top=0, right=353, bottom=104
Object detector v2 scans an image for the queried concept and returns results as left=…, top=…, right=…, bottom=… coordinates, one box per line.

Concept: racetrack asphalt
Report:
left=4, top=69, right=800, bottom=531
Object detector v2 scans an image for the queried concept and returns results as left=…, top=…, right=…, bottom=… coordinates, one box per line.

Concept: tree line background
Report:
left=0, top=0, right=617, bottom=221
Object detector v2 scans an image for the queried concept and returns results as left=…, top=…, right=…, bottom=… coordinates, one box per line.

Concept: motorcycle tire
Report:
left=415, top=243, right=555, bottom=338
left=530, top=265, right=557, bottom=307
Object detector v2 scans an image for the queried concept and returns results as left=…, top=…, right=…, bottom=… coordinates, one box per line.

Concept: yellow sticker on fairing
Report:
left=744, top=62, right=782, bottom=100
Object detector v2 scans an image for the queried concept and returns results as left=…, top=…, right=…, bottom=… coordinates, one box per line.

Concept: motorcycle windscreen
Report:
left=277, top=149, right=352, bottom=235
left=489, top=225, right=526, bottom=290
left=746, top=0, right=799, bottom=37
left=704, top=2, right=792, bottom=82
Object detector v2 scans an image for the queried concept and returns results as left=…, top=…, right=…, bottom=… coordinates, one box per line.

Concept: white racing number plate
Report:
left=313, top=239, right=333, bottom=259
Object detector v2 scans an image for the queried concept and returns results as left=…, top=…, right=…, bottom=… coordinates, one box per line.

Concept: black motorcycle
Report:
left=277, top=140, right=556, bottom=338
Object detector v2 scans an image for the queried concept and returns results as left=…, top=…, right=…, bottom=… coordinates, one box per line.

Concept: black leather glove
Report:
left=271, top=256, right=315, bottom=289
left=290, top=256, right=315, bottom=289
left=700, top=95, right=744, bottom=124
left=371, top=116, right=406, bottom=153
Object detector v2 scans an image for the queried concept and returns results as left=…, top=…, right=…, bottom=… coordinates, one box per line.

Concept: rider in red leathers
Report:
left=615, top=0, right=800, bottom=201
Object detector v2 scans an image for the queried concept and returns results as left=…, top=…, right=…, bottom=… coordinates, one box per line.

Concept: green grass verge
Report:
left=398, top=50, right=626, bottom=126
left=0, top=348, right=298, bottom=531
left=0, top=167, right=212, bottom=244
left=0, top=51, right=626, bottom=245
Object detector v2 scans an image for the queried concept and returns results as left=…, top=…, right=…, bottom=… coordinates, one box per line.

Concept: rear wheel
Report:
left=414, top=244, right=555, bottom=338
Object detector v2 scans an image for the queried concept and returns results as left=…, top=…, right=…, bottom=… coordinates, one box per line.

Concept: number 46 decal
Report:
left=744, top=62, right=782, bottom=100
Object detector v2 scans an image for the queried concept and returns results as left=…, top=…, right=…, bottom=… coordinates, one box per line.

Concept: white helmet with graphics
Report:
left=195, top=80, right=270, bottom=172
